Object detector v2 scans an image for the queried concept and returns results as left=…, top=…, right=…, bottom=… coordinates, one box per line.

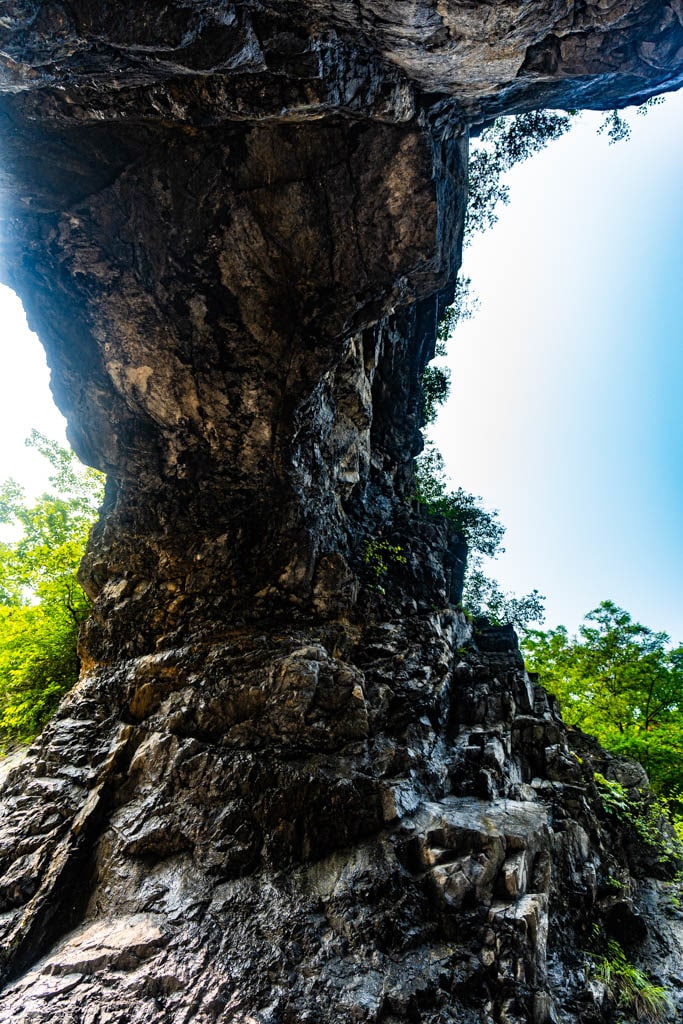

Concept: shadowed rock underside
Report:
left=0, top=3, right=682, bottom=1022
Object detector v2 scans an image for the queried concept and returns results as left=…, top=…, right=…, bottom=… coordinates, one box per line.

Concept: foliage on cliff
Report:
left=414, top=441, right=545, bottom=630
left=418, top=104, right=666, bottom=630
left=0, top=433, right=103, bottom=741
left=416, top=111, right=584, bottom=629
left=465, top=110, right=572, bottom=238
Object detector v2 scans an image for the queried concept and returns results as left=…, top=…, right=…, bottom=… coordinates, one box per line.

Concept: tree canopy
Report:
left=465, top=111, right=572, bottom=238
left=522, top=601, right=683, bottom=799
left=414, top=440, right=545, bottom=631
left=0, top=432, right=103, bottom=741
left=417, top=105, right=666, bottom=629
left=414, top=111, right=585, bottom=629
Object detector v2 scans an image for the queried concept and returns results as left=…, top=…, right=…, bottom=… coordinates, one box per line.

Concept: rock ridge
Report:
left=1, top=617, right=681, bottom=1021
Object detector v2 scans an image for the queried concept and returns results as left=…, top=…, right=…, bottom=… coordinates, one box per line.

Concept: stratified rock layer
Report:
left=0, top=3, right=682, bottom=1022
left=1, top=620, right=681, bottom=1022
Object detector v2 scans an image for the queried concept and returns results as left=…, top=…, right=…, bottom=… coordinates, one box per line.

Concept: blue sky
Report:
left=1, top=92, right=682, bottom=640
left=432, top=91, right=683, bottom=641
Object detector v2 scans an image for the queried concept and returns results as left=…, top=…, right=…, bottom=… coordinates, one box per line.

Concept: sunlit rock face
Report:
left=0, top=4, right=682, bottom=1022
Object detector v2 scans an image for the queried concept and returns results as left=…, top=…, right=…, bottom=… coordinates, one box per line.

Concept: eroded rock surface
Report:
left=0, top=3, right=682, bottom=1022
left=1, top=620, right=681, bottom=1022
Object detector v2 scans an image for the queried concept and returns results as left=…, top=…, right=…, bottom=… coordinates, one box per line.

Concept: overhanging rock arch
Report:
left=0, top=4, right=681, bottom=1021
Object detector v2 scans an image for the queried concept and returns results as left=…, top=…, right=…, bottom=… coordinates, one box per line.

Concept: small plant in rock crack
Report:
left=589, top=940, right=671, bottom=1023
left=363, top=539, right=407, bottom=594
left=594, top=773, right=633, bottom=821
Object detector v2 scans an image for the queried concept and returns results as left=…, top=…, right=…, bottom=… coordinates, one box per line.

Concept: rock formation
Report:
left=0, top=3, right=682, bottom=1021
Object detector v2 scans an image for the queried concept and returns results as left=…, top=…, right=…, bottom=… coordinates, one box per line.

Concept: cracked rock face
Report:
left=0, top=3, right=682, bottom=1022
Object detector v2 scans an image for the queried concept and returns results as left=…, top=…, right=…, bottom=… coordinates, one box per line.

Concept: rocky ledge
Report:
left=1, top=618, right=681, bottom=1022
left=0, top=2, right=682, bottom=1022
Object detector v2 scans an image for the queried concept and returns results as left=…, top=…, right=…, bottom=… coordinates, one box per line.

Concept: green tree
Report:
left=417, top=105, right=672, bottom=631
left=423, top=112, right=573, bottom=429
left=414, top=111, right=573, bottom=630
left=465, top=111, right=572, bottom=238
left=414, top=441, right=545, bottom=631
left=415, top=441, right=504, bottom=558
left=422, top=277, right=478, bottom=425
left=522, top=602, right=683, bottom=797
left=465, top=101, right=664, bottom=236
left=463, top=569, right=546, bottom=634
left=0, top=432, right=104, bottom=742
left=597, top=96, right=665, bottom=144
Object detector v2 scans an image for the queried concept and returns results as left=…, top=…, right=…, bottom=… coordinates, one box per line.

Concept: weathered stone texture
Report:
left=0, top=2, right=682, bottom=1022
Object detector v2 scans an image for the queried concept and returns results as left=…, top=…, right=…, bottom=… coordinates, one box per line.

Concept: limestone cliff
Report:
left=0, top=3, right=682, bottom=1022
